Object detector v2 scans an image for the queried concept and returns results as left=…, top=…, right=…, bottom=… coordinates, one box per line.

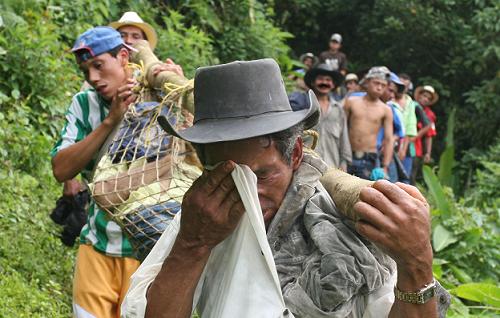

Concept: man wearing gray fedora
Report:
left=125, top=59, right=447, bottom=317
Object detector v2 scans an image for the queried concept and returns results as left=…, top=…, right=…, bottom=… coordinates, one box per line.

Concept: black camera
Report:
left=50, top=190, right=90, bottom=247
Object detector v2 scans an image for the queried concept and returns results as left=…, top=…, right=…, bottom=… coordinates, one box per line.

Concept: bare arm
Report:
left=63, top=179, right=83, bottom=197
left=355, top=181, right=437, bottom=318
left=424, top=137, right=433, bottom=163
left=52, top=80, right=136, bottom=182
left=52, top=119, right=118, bottom=182
left=382, top=107, right=394, bottom=170
left=146, top=239, right=210, bottom=318
left=153, top=58, right=185, bottom=78
left=145, top=161, right=245, bottom=317
left=416, top=124, right=431, bottom=140
left=398, top=137, right=409, bottom=160
left=415, top=106, right=431, bottom=140
left=339, top=110, right=352, bottom=171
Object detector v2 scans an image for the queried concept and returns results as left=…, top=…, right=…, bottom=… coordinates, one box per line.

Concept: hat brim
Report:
left=109, top=21, right=158, bottom=50
left=158, top=90, right=320, bottom=144
left=299, top=54, right=318, bottom=65
left=414, top=86, right=439, bottom=105
left=304, top=68, right=344, bottom=88
left=71, top=42, right=137, bottom=57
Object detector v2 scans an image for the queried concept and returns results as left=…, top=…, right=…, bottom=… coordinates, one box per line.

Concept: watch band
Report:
left=394, top=278, right=437, bottom=304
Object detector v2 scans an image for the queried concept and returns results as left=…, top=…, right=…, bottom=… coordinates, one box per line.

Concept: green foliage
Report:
left=0, top=2, right=80, bottom=136
left=451, top=283, right=500, bottom=308
left=437, top=109, right=456, bottom=188
left=273, top=0, right=500, bottom=161
left=422, top=165, right=452, bottom=219
left=423, top=119, right=499, bottom=316
left=179, top=0, right=294, bottom=70
left=0, top=166, right=75, bottom=316
left=432, top=223, right=458, bottom=253
left=155, top=10, right=217, bottom=77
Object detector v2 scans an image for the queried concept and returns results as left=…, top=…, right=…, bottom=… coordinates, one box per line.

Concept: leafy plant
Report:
left=423, top=116, right=499, bottom=316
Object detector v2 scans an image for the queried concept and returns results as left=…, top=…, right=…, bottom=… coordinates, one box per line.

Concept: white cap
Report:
left=330, top=33, right=342, bottom=43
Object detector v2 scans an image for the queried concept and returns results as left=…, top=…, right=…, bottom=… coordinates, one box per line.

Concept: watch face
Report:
left=394, top=279, right=437, bottom=304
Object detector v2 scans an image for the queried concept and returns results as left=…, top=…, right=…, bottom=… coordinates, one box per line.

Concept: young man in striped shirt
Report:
left=51, top=26, right=140, bottom=318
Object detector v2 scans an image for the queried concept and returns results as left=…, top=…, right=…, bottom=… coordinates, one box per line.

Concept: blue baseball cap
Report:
left=389, top=72, right=406, bottom=93
left=71, top=26, right=135, bottom=62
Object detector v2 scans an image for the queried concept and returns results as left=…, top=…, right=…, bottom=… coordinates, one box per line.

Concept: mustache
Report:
left=317, top=83, right=332, bottom=89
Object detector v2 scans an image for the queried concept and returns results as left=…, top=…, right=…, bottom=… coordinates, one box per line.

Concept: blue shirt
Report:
left=377, top=101, right=405, bottom=150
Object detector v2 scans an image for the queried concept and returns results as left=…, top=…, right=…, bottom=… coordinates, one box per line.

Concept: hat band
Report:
left=193, top=109, right=292, bottom=125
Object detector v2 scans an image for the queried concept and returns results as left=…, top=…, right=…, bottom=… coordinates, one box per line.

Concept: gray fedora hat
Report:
left=158, top=58, right=319, bottom=144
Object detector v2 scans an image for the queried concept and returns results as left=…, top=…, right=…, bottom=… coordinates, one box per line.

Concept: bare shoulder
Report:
left=380, top=101, right=392, bottom=116
left=345, top=96, right=363, bottom=109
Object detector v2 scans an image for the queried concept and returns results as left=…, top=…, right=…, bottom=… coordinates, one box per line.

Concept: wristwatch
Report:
left=394, top=278, right=437, bottom=304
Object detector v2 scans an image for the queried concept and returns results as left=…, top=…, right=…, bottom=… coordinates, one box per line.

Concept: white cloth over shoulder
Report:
left=121, top=164, right=292, bottom=318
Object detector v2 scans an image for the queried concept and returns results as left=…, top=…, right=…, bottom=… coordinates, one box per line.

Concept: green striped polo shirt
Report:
left=51, top=89, right=133, bottom=258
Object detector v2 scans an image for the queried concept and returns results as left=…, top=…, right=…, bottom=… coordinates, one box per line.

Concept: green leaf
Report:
left=449, top=264, right=473, bottom=284
left=433, top=263, right=443, bottom=279
left=445, top=108, right=456, bottom=147
left=438, top=146, right=455, bottom=187
left=450, top=283, right=500, bottom=307
left=11, top=89, right=20, bottom=99
left=433, top=224, right=458, bottom=252
left=448, top=296, right=470, bottom=318
left=437, top=108, right=456, bottom=187
left=423, top=165, right=452, bottom=218
left=433, top=258, right=449, bottom=265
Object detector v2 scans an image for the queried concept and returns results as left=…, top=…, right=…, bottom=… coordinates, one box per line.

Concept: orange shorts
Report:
left=72, top=244, right=140, bottom=318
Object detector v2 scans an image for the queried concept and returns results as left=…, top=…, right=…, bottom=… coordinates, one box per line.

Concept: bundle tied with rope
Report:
left=302, top=130, right=374, bottom=221
left=89, top=40, right=201, bottom=261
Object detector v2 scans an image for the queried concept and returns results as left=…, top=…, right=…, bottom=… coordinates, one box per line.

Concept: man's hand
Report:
left=152, top=58, right=185, bottom=77
left=105, top=78, right=137, bottom=126
left=398, top=146, right=406, bottom=161
left=177, top=161, right=245, bottom=253
left=145, top=161, right=246, bottom=318
left=354, top=180, right=433, bottom=285
left=63, top=179, right=82, bottom=197
left=423, top=153, right=432, bottom=164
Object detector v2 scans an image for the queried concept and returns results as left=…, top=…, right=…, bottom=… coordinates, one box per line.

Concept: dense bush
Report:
left=423, top=120, right=499, bottom=316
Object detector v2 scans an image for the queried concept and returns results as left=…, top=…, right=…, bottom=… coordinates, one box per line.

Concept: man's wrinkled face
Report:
left=204, top=137, right=302, bottom=226
left=366, top=78, right=388, bottom=99
left=329, top=41, right=341, bottom=52
left=312, top=74, right=334, bottom=95
left=417, top=91, right=433, bottom=107
left=78, top=49, right=128, bottom=100
left=118, top=25, right=146, bottom=46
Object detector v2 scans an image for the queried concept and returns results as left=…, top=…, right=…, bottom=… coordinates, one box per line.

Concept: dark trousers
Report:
left=348, top=152, right=379, bottom=180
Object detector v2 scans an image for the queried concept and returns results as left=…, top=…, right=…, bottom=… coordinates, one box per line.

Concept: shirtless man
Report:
left=344, top=66, right=393, bottom=180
